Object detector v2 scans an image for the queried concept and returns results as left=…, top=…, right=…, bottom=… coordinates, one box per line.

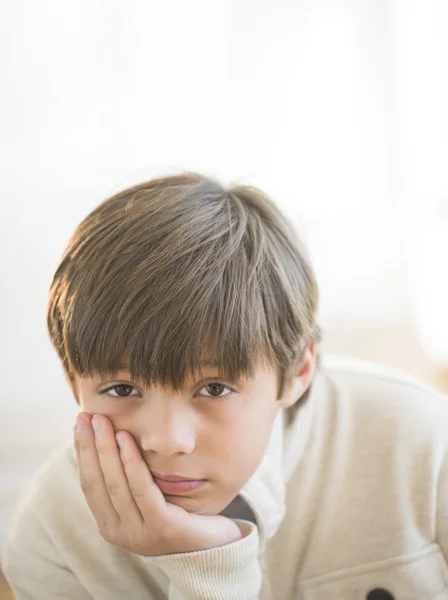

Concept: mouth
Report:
left=151, top=471, right=207, bottom=495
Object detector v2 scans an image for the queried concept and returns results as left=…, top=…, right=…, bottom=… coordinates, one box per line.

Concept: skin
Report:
left=73, top=343, right=316, bottom=556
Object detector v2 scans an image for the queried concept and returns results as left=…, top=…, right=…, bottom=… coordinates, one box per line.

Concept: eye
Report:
left=198, top=382, right=234, bottom=399
left=101, top=384, right=140, bottom=398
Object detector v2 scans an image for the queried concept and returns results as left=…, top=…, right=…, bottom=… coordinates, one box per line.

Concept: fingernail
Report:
left=92, top=416, right=102, bottom=434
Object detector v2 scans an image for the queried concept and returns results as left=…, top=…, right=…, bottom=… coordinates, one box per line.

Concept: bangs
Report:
left=64, top=257, right=274, bottom=390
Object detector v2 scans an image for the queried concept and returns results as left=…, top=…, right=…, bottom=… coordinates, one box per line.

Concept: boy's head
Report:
left=48, top=172, right=320, bottom=514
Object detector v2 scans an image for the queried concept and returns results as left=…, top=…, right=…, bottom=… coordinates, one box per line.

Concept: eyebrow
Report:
left=95, top=359, right=245, bottom=388
left=198, top=359, right=219, bottom=368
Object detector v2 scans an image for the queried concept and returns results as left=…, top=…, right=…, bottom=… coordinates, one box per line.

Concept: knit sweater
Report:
left=2, top=356, right=448, bottom=599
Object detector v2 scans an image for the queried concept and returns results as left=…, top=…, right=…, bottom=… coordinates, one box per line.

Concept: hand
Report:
left=74, top=412, right=243, bottom=556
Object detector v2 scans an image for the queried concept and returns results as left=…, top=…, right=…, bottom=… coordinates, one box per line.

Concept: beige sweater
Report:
left=2, top=356, right=448, bottom=599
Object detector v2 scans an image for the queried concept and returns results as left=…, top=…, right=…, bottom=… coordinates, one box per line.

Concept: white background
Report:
left=1, top=0, right=448, bottom=551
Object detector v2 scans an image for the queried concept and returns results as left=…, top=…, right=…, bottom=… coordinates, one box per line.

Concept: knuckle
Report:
left=129, top=483, right=146, bottom=498
left=120, top=453, right=134, bottom=468
left=80, top=474, right=101, bottom=495
left=98, top=522, right=114, bottom=542
left=80, top=477, right=91, bottom=494
left=106, top=482, right=120, bottom=496
left=77, top=439, right=90, bottom=452
left=96, top=441, right=110, bottom=456
left=98, top=515, right=121, bottom=542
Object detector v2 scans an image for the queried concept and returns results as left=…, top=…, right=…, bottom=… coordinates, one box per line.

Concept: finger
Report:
left=75, top=413, right=121, bottom=535
left=74, top=422, right=89, bottom=488
left=73, top=424, right=86, bottom=482
left=91, top=414, right=143, bottom=526
left=116, top=430, right=167, bottom=521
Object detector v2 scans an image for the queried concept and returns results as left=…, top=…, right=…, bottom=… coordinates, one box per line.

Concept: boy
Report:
left=2, top=172, right=448, bottom=599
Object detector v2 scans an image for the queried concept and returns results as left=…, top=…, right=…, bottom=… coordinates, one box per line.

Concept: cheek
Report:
left=206, top=401, right=278, bottom=472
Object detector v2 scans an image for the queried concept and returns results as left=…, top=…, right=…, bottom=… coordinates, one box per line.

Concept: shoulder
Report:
left=3, top=441, right=81, bottom=549
left=16, top=440, right=79, bottom=509
left=321, top=355, right=448, bottom=448
left=1, top=442, right=93, bottom=588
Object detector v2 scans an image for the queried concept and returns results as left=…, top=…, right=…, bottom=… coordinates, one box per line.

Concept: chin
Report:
left=163, top=494, right=221, bottom=516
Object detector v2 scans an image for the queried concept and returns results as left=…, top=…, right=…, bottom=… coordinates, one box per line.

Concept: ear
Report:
left=278, top=341, right=317, bottom=409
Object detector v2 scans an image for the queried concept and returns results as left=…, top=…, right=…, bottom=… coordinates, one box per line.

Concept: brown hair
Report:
left=47, top=172, right=321, bottom=404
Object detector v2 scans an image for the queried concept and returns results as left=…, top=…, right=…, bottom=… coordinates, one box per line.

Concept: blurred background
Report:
left=1, top=0, right=448, bottom=588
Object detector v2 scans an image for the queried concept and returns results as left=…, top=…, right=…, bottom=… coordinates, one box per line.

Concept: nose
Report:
left=139, top=397, right=196, bottom=457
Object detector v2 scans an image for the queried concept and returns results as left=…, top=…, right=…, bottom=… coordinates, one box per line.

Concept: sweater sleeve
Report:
left=1, top=506, right=90, bottom=600
left=142, top=520, right=262, bottom=600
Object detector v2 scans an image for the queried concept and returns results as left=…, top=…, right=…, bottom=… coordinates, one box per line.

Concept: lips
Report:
left=150, top=471, right=207, bottom=495
left=151, top=471, right=200, bottom=482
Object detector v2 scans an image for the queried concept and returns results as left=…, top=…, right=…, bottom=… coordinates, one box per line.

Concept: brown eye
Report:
left=115, top=385, right=133, bottom=396
left=105, top=384, right=137, bottom=398
left=206, top=383, right=225, bottom=396
left=198, top=383, right=233, bottom=399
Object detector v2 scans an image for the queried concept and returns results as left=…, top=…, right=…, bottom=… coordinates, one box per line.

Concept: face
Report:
left=73, top=345, right=316, bottom=516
